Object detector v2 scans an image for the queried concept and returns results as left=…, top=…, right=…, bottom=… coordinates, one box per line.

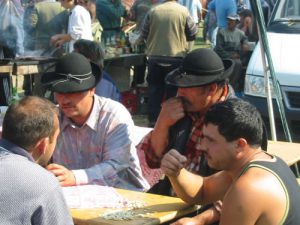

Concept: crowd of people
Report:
left=1, top=0, right=300, bottom=224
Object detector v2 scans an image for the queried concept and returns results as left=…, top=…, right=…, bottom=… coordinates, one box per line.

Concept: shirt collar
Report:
left=0, top=139, right=35, bottom=162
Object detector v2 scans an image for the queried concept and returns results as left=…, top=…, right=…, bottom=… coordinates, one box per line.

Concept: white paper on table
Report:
left=62, top=185, right=128, bottom=209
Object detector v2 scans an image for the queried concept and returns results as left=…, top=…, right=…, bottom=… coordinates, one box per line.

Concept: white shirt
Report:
left=178, top=0, right=202, bottom=23
left=68, top=5, right=93, bottom=52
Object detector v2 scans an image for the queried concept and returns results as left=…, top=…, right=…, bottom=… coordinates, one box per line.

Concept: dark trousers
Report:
left=146, top=56, right=182, bottom=125
left=0, top=74, right=11, bottom=105
left=0, top=46, right=15, bottom=106
left=229, top=58, right=243, bottom=92
left=132, top=64, right=146, bottom=87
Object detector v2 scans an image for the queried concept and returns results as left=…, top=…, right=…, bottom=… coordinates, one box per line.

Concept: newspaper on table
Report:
left=62, top=185, right=128, bottom=209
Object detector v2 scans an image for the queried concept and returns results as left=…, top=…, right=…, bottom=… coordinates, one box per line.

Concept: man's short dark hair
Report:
left=2, top=96, right=58, bottom=151
left=73, top=39, right=105, bottom=69
left=204, top=98, right=263, bottom=147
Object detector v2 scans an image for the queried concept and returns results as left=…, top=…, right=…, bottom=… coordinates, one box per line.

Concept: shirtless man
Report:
left=161, top=98, right=300, bottom=225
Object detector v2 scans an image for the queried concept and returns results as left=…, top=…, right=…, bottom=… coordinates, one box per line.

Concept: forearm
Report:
left=169, top=168, right=205, bottom=205
left=194, top=205, right=221, bottom=224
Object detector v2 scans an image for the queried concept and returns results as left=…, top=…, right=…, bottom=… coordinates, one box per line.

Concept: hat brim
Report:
left=165, top=59, right=234, bottom=88
left=41, top=62, right=101, bottom=93
left=227, top=17, right=240, bottom=22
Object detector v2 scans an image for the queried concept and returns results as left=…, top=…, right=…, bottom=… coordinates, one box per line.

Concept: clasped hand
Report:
left=157, top=97, right=186, bottom=128
left=161, top=149, right=187, bottom=177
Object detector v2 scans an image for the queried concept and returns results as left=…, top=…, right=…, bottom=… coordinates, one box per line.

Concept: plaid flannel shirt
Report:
left=137, top=84, right=233, bottom=175
left=137, top=114, right=205, bottom=174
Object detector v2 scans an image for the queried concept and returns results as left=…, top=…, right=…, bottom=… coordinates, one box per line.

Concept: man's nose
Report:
left=176, top=88, right=186, bottom=96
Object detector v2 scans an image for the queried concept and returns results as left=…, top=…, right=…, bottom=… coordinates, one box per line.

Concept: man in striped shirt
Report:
left=42, top=52, right=149, bottom=191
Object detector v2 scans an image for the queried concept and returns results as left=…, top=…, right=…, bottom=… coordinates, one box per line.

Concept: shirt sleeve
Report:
left=32, top=182, right=74, bottom=225
left=185, top=14, right=199, bottom=41
left=139, top=11, right=151, bottom=40
left=136, top=131, right=163, bottom=169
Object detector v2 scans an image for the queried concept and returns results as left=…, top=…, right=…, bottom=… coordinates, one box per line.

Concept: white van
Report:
left=242, top=0, right=300, bottom=141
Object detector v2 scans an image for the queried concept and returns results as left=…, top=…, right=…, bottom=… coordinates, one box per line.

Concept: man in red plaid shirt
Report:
left=138, top=48, right=235, bottom=186
left=136, top=48, right=235, bottom=224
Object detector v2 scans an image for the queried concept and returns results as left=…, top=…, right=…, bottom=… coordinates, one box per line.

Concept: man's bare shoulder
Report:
left=222, top=168, right=287, bottom=225
left=220, top=167, right=287, bottom=225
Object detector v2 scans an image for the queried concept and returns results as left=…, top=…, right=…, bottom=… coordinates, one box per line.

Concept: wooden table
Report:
left=71, top=188, right=199, bottom=225
left=268, top=141, right=300, bottom=166
left=0, top=65, right=13, bottom=74
left=0, top=63, right=46, bottom=75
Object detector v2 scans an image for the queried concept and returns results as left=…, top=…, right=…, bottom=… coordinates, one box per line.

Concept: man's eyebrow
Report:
left=202, top=133, right=214, bottom=141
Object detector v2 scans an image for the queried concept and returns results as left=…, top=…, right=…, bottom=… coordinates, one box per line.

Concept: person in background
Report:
left=128, top=0, right=158, bottom=87
left=178, top=0, right=202, bottom=50
left=0, top=0, right=24, bottom=105
left=23, top=0, right=68, bottom=53
left=203, top=0, right=217, bottom=44
left=41, top=52, right=149, bottom=191
left=77, top=0, right=103, bottom=43
left=96, top=0, right=127, bottom=43
left=0, top=96, right=74, bottom=225
left=22, top=0, right=68, bottom=98
left=214, top=14, right=249, bottom=92
left=73, top=39, right=120, bottom=101
left=207, top=0, right=237, bottom=47
left=237, top=8, right=256, bottom=41
left=136, top=0, right=198, bottom=127
left=161, top=98, right=300, bottom=224
left=178, top=0, right=202, bottom=25
left=51, top=0, right=93, bottom=53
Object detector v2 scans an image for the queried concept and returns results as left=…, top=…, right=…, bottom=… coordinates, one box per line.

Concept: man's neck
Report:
left=230, top=148, right=270, bottom=180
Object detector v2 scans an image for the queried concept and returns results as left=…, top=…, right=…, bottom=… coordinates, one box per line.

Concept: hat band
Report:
left=181, top=67, right=224, bottom=76
left=50, top=72, right=93, bottom=88
left=56, top=72, right=93, bottom=84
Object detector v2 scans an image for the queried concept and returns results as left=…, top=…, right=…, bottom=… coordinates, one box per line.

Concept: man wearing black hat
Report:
left=136, top=48, right=234, bottom=223
left=139, top=47, right=234, bottom=181
left=42, top=52, right=149, bottom=191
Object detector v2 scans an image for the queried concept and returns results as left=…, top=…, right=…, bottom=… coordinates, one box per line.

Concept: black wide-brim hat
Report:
left=41, top=52, right=102, bottom=93
left=165, top=48, right=234, bottom=88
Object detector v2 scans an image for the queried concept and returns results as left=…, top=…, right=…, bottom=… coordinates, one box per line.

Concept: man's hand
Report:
left=161, top=149, right=187, bottom=177
left=50, top=34, right=70, bottom=48
left=156, top=97, right=185, bottom=128
left=46, top=163, right=76, bottom=187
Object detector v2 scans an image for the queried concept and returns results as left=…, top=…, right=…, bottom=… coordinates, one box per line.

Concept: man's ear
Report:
left=207, top=83, right=218, bottom=96
left=235, top=138, right=248, bottom=153
left=31, top=137, right=49, bottom=161
left=89, top=88, right=96, bottom=96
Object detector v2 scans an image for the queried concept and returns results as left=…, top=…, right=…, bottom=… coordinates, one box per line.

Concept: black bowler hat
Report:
left=41, top=52, right=102, bottom=93
left=165, top=48, right=234, bottom=88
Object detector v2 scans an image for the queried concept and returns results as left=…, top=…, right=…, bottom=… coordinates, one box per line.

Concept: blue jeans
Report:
left=146, top=56, right=183, bottom=125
